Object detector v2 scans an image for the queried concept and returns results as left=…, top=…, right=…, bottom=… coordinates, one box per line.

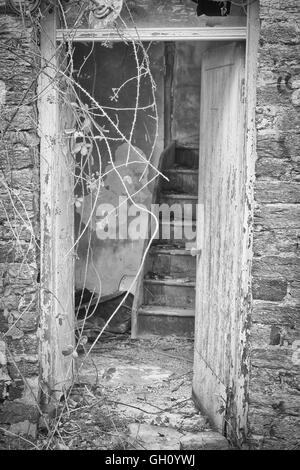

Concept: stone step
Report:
left=143, top=277, right=196, bottom=308
left=163, top=167, right=198, bottom=195
left=175, top=147, right=199, bottom=169
left=148, top=247, right=196, bottom=277
left=137, top=305, right=195, bottom=337
left=159, top=193, right=198, bottom=221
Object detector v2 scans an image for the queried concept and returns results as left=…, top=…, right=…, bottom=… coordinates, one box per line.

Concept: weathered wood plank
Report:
left=57, top=27, right=247, bottom=42
left=38, top=7, right=75, bottom=404
left=193, top=41, right=246, bottom=434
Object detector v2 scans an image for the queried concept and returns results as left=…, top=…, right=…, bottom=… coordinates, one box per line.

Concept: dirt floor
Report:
left=39, top=335, right=212, bottom=450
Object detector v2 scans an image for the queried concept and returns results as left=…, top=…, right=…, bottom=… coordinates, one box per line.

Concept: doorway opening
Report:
left=72, top=40, right=230, bottom=340
left=37, top=0, right=260, bottom=447
left=68, top=39, right=246, bottom=446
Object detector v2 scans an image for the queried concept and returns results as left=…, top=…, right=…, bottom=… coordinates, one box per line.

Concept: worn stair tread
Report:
left=144, top=277, right=196, bottom=287
left=161, top=192, right=198, bottom=200
left=176, top=147, right=199, bottom=152
left=139, top=305, right=195, bottom=317
left=165, top=167, right=199, bottom=175
left=150, top=246, right=194, bottom=256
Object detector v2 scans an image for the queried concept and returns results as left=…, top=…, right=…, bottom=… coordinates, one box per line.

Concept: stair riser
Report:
left=137, top=314, right=194, bottom=337
left=175, top=148, right=199, bottom=169
left=153, top=222, right=197, bottom=246
left=148, top=253, right=196, bottom=277
left=144, top=283, right=195, bottom=308
left=163, top=171, right=198, bottom=195
left=159, top=196, right=197, bottom=221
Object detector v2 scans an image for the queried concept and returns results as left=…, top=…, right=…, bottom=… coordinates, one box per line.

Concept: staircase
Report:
left=135, top=147, right=199, bottom=337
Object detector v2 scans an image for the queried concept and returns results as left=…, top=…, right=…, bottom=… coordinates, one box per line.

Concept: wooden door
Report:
left=193, top=42, right=246, bottom=433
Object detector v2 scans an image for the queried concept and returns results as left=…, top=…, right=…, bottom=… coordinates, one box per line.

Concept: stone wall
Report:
left=249, top=0, right=300, bottom=449
left=0, top=13, right=40, bottom=442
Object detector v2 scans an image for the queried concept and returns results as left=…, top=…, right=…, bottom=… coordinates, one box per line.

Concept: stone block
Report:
left=254, top=204, right=300, bottom=230
left=252, top=256, right=300, bottom=281
left=256, top=133, right=300, bottom=160
left=252, top=276, right=287, bottom=301
left=0, top=401, right=38, bottom=424
left=255, top=158, right=298, bottom=180
left=253, top=229, right=299, bottom=256
left=255, top=181, right=300, bottom=203
left=251, top=347, right=296, bottom=371
left=252, top=301, right=299, bottom=327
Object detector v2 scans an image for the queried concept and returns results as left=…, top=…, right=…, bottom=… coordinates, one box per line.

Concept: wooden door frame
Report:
left=38, top=9, right=75, bottom=404
left=56, top=26, right=246, bottom=42
left=192, top=2, right=259, bottom=443
left=38, top=2, right=259, bottom=423
left=39, top=8, right=61, bottom=402
left=231, top=0, right=259, bottom=442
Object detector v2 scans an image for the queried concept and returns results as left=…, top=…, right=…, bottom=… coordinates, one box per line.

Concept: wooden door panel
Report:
left=193, top=42, right=246, bottom=432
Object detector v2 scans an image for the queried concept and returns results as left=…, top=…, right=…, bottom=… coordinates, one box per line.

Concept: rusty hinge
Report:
left=185, top=242, right=202, bottom=257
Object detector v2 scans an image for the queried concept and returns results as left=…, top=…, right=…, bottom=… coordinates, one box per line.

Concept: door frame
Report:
left=56, top=26, right=246, bottom=42
left=192, top=2, right=259, bottom=444
left=38, top=2, right=259, bottom=428
left=231, top=0, right=259, bottom=443
left=38, top=9, right=75, bottom=404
